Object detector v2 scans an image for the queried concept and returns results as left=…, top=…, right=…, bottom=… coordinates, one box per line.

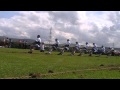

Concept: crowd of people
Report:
left=1, top=37, right=28, bottom=49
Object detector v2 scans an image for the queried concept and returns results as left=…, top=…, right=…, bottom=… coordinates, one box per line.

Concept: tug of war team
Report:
left=28, top=35, right=120, bottom=56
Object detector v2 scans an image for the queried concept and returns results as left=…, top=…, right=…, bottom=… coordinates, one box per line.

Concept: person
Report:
left=106, top=47, right=113, bottom=56
left=92, top=43, right=98, bottom=54
left=96, top=45, right=106, bottom=56
left=28, top=35, right=41, bottom=53
left=58, top=39, right=70, bottom=55
left=70, top=42, right=80, bottom=55
left=55, top=38, right=59, bottom=47
left=65, top=39, right=71, bottom=47
left=52, top=38, right=60, bottom=50
left=101, top=45, right=106, bottom=54
left=64, top=39, right=71, bottom=51
left=106, top=47, right=115, bottom=56
left=35, top=35, right=41, bottom=49
left=75, top=42, right=80, bottom=51
left=85, top=42, right=89, bottom=49
left=40, top=42, right=45, bottom=52
left=84, top=42, right=89, bottom=54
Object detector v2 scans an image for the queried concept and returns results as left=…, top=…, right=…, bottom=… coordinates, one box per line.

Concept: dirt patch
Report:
left=100, top=64, right=104, bottom=66
left=48, top=70, right=54, bottom=73
left=29, top=73, right=41, bottom=78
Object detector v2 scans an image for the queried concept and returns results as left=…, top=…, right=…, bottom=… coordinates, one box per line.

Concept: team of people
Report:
left=28, top=34, right=110, bottom=56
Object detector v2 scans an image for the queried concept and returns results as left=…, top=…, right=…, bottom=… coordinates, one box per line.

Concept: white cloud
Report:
left=0, top=11, right=120, bottom=47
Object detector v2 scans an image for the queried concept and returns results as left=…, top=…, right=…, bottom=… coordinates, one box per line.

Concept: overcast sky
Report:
left=0, top=11, right=120, bottom=47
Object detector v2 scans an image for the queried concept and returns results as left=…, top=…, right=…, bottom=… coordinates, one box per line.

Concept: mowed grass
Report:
left=0, top=48, right=120, bottom=79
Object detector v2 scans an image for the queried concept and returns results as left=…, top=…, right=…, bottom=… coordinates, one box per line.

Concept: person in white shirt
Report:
left=101, top=45, right=105, bottom=54
left=92, top=43, right=98, bottom=53
left=84, top=42, right=89, bottom=54
left=75, top=42, right=80, bottom=51
left=97, top=45, right=106, bottom=55
left=64, top=39, right=71, bottom=51
left=65, top=39, right=71, bottom=47
left=28, top=35, right=41, bottom=53
left=106, top=47, right=114, bottom=56
left=35, top=35, right=41, bottom=47
left=55, top=38, right=59, bottom=47
left=70, top=42, right=80, bottom=55
left=85, top=42, right=89, bottom=49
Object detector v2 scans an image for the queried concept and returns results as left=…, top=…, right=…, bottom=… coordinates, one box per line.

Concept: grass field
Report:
left=0, top=48, right=120, bottom=79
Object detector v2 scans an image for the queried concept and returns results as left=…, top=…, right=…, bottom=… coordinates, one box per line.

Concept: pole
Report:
left=49, top=27, right=52, bottom=47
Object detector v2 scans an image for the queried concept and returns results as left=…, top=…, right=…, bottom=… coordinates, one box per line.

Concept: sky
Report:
left=0, top=11, right=120, bottom=47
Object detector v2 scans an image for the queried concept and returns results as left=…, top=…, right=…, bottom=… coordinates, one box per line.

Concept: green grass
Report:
left=0, top=48, right=120, bottom=79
